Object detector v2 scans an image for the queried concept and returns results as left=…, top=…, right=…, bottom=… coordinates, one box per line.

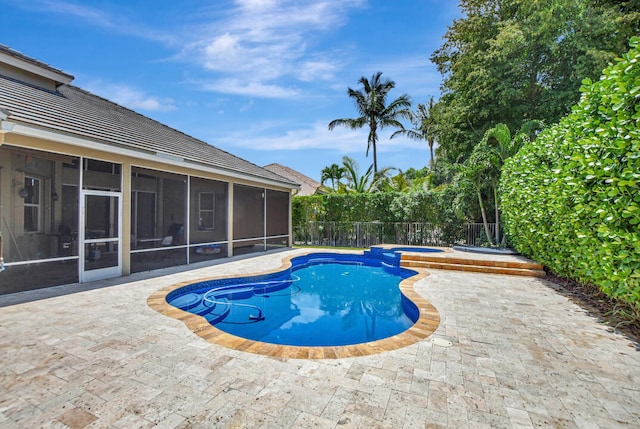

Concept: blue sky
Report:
left=1, top=0, right=460, bottom=182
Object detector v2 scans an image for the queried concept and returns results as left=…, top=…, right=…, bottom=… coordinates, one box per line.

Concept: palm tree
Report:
left=462, top=121, right=544, bottom=246
left=383, top=171, right=410, bottom=193
left=473, top=124, right=510, bottom=245
left=320, top=163, right=345, bottom=191
left=341, top=156, right=393, bottom=193
left=391, top=97, right=437, bottom=170
left=484, top=121, right=544, bottom=244
left=341, top=156, right=374, bottom=193
left=328, top=72, right=412, bottom=175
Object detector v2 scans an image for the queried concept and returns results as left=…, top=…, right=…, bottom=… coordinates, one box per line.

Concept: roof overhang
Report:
left=0, top=48, right=74, bottom=85
left=1, top=121, right=300, bottom=191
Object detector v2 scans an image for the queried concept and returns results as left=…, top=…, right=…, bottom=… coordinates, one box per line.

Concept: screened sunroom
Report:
left=0, top=45, right=298, bottom=295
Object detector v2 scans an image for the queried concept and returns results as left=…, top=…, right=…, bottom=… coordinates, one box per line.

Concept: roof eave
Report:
left=2, top=121, right=300, bottom=190
left=0, top=47, right=74, bottom=85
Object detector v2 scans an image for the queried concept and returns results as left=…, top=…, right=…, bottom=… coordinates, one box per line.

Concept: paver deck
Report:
left=1, top=248, right=638, bottom=428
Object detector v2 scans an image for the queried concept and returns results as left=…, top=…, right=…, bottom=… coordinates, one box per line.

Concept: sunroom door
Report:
left=80, top=191, right=122, bottom=282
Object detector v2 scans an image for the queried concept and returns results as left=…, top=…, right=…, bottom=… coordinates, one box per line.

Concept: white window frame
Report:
left=23, top=175, right=42, bottom=233
left=198, top=192, right=215, bottom=230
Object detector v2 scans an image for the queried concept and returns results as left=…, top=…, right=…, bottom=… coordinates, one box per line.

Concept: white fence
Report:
left=293, top=222, right=496, bottom=248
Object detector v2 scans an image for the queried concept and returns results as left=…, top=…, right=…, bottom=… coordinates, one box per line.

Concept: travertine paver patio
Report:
left=0, top=248, right=638, bottom=428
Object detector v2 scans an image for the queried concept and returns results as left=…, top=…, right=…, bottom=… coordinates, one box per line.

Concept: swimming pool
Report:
left=166, top=253, right=420, bottom=347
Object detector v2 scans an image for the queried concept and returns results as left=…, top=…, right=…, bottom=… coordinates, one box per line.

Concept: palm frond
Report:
left=390, top=129, right=423, bottom=140
left=328, top=117, right=366, bottom=131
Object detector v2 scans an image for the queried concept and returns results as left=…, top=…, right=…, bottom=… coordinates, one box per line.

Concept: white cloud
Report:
left=19, top=0, right=175, bottom=44
left=235, top=0, right=278, bottom=8
left=18, top=0, right=365, bottom=99
left=204, top=33, right=241, bottom=61
left=297, top=60, right=338, bottom=82
left=203, top=79, right=300, bottom=98
left=239, top=99, right=254, bottom=112
left=84, top=82, right=177, bottom=112
left=215, top=120, right=417, bottom=153
left=181, top=0, right=365, bottom=97
left=199, top=32, right=301, bottom=82
left=44, top=0, right=107, bottom=24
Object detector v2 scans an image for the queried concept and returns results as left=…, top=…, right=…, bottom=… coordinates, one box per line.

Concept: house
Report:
left=0, top=45, right=299, bottom=294
left=263, top=163, right=325, bottom=196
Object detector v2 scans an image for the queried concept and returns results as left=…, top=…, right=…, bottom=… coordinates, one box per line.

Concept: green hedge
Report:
left=292, top=185, right=466, bottom=245
left=292, top=193, right=399, bottom=223
left=500, top=38, right=640, bottom=309
left=293, top=187, right=465, bottom=223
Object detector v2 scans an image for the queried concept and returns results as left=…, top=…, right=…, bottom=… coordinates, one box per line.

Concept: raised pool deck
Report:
left=1, top=248, right=638, bottom=428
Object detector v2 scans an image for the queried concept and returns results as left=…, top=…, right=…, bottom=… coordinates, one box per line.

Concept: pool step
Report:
left=363, top=247, right=402, bottom=266
left=206, top=304, right=231, bottom=324
left=382, top=252, right=400, bottom=266
left=400, top=254, right=545, bottom=277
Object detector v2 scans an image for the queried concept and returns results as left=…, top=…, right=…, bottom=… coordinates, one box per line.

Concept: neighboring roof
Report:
left=0, top=48, right=297, bottom=189
left=263, top=163, right=324, bottom=196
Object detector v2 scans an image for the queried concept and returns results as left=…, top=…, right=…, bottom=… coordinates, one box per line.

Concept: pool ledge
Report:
left=147, top=250, right=440, bottom=359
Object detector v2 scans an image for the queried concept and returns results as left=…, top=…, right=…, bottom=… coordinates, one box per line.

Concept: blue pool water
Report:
left=166, top=252, right=421, bottom=347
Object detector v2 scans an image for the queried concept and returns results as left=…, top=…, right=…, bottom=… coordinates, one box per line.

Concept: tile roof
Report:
left=0, top=71, right=297, bottom=188
left=0, top=44, right=73, bottom=84
left=263, top=163, right=324, bottom=196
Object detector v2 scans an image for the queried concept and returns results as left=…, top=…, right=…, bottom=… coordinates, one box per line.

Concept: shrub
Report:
left=500, top=38, right=640, bottom=310
left=292, top=195, right=324, bottom=224
left=292, top=185, right=467, bottom=245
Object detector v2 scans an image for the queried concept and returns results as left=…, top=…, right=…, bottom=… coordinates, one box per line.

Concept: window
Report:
left=23, top=176, right=41, bottom=232
left=198, top=192, right=215, bottom=230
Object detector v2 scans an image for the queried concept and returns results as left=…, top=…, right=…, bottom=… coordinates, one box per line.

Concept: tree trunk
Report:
left=477, top=188, right=494, bottom=246
left=371, top=119, right=378, bottom=175
left=372, top=141, right=378, bottom=175
left=493, top=184, right=500, bottom=245
left=429, top=139, right=434, bottom=170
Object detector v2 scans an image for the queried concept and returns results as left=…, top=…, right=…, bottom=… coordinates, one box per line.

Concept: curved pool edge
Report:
left=147, top=250, right=440, bottom=359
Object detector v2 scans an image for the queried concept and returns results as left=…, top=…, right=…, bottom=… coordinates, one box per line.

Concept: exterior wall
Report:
left=0, top=133, right=293, bottom=294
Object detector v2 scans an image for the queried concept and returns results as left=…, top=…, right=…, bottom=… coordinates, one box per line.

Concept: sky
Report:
left=1, top=0, right=460, bottom=183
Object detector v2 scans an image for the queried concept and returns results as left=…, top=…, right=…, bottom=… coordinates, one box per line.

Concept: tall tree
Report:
left=390, top=97, right=438, bottom=170
left=328, top=72, right=412, bottom=174
left=431, top=0, right=636, bottom=164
